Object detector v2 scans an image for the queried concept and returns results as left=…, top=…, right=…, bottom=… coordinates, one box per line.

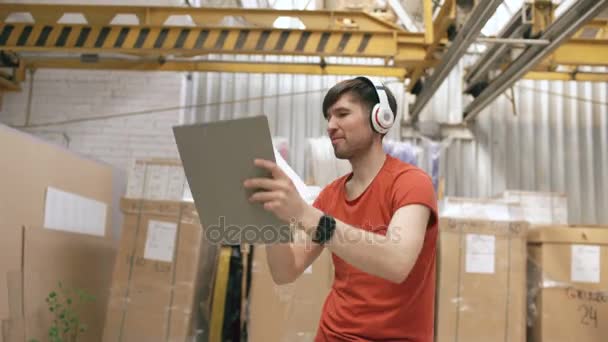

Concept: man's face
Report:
left=326, top=92, right=375, bottom=159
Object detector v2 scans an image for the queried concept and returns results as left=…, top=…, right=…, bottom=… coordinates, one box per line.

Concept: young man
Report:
left=244, top=77, right=438, bottom=341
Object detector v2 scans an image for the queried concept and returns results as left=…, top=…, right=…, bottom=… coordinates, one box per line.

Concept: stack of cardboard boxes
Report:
left=437, top=198, right=529, bottom=342
left=527, top=226, right=608, bottom=341
left=437, top=191, right=608, bottom=342
left=247, top=232, right=333, bottom=342
left=103, top=159, right=219, bottom=342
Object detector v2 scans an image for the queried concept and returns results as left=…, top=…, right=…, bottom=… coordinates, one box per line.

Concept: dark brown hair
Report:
left=322, top=77, right=398, bottom=121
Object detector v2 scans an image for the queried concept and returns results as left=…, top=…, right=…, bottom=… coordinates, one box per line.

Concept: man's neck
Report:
left=348, top=142, right=387, bottom=187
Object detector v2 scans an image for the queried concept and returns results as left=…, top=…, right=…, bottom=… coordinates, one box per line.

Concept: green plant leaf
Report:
left=49, top=291, right=57, bottom=298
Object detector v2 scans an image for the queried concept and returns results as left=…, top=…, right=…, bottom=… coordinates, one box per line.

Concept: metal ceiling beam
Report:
left=463, top=0, right=608, bottom=122
left=408, top=0, right=503, bottom=123
left=0, top=74, right=19, bottom=91
left=387, top=0, right=419, bottom=32
left=406, top=0, right=456, bottom=92
left=21, top=57, right=410, bottom=78
left=465, top=6, right=532, bottom=89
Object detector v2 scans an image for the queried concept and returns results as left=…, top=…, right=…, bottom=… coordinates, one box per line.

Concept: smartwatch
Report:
left=312, top=214, right=336, bottom=245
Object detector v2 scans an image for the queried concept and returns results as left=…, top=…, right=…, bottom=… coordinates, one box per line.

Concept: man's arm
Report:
left=264, top=241, right=323, bottom=285
left=244, top=158, right=431, bottom=285
left=299, top=204, right=430, bottom=284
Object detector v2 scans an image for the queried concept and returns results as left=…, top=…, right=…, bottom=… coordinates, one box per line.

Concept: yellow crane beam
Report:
left=546, top=39, right=608, bottom=66
left=524, top=71, right=608, bottom=82
left=0, top=23, right=429, bottom=63
left=0, top=3, right=402, bottom=31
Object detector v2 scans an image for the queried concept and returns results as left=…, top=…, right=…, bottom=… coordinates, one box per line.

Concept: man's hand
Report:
left=244, top=159, right=310, bottom=224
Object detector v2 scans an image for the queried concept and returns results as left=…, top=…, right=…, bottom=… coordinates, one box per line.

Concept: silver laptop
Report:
left=173, top=116, right=291, bottom=245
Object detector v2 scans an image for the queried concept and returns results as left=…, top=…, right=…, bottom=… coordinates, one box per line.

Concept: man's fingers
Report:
left=254, top=159, right=287, bottom=179
left=249, top=191, right=284, bottom=203
left=263, top=200, right=281, bottom=211
left=244, top=178, right=284, bottom=191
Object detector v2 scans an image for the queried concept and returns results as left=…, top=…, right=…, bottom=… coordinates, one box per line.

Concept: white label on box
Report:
left=466, top=234, right=495, bottom=274
left=304, top=265, right=313, bottom=274
left=44, top=187, right=107, bottom=236
left=571, top=245, right=600, bottom=283
left=144, top=220, right=178, bottom=262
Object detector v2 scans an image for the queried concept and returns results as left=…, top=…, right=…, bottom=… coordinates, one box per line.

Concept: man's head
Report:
left=322, top=77, right=398, bottom=159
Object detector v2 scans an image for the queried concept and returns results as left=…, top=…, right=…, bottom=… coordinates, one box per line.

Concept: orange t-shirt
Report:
left=312, top=154, right=438, bottom=342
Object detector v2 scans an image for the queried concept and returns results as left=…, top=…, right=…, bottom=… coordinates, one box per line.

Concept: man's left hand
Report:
left=244, top=159, right=310, bottom=225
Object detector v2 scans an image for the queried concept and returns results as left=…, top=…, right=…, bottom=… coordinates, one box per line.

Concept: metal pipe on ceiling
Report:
left=463, top=0, right=608, bottom=122
left=407, top=0, right=504, bottom=123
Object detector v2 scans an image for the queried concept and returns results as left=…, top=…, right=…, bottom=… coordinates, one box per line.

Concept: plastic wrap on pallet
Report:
left=125, top=159, right=189, bottom=201
left=439, top=197, right=526, bottom=222
left=526, top=226, right=608, bottom=342
left=436, top=218, right=528, bottom=342
left=102, top=198, right=219, bottom=342
left=247, top=230, right=333, bottom=342
left=494, top=190, right=569, bottom=226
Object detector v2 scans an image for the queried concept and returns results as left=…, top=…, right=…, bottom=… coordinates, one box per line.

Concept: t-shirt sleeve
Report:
left=312, top=187, right=328, bottom=211
left=391, top=170, right=438, bottom=228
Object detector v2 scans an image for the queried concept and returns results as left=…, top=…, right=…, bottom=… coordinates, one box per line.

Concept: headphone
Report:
left=355, top=76, right=395, bottom=134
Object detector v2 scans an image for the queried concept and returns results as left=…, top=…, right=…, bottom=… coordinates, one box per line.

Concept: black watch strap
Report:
left=312, top=214, right=336, bottom=245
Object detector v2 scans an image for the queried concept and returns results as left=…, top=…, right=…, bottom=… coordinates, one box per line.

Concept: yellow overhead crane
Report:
left=0, top=2, right=606, bottom=93
left=0, top=3, right=442, bottom=85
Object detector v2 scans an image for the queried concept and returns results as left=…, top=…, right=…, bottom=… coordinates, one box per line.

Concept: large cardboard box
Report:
left=0, top=124, right=114, bottom=235
left=436, top=219, right=528, bottom=342
left=248, top=234, right=333, bottom=342
left=0, top=226, right=116, bottom=342
left=527, top=226, right=608, bottom=342
left=103, top=198, right=218, bottom=342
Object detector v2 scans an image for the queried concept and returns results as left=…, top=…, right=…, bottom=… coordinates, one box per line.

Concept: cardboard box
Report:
left=527, top=226, right=608, bottom=342
left=0, top=124, right=114, bottom=236
left=247, top=232, right=333, bottom=342
left=0, top=226, right=116, bottom=342
left=436, top=219, right=528, bottom=342
left=496, top=190, right=568, bottom=225
left=125, top=159, right=189, bottom=201
left=103, top=198, right=218, bottom=342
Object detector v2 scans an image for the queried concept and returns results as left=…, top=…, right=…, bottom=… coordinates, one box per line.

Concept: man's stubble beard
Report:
left=333, top=135, right=373, bottom=160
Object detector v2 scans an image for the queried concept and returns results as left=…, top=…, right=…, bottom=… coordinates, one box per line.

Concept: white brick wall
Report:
left=0, top=69, right=185, bottom=171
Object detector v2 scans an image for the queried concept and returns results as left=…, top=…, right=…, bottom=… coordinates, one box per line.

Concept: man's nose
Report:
left=327, top=116, right=338, bottom=132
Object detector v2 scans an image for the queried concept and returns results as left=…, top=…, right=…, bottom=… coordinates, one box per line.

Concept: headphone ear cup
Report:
left=370, top=103, right=382, bottom=133
left=371, top=104, right=393, bottom=134
left=379, top=108, right=395, bottom=128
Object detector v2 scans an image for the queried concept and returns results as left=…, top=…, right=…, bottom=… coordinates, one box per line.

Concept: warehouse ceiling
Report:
left=0, top=0, right=606, bottom=120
